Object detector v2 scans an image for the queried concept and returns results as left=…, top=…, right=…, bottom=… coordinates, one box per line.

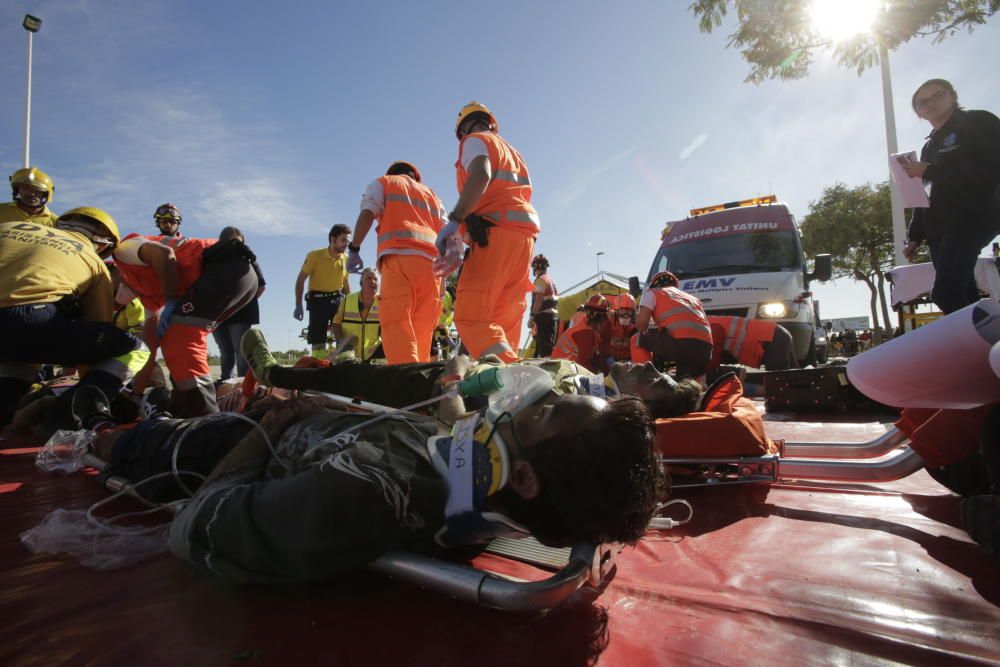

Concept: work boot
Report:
left=241, top=328, right=277, bottom=387
left=961, top=495, right=999, bottom=556
left=71, top=385, right=114, bottom=431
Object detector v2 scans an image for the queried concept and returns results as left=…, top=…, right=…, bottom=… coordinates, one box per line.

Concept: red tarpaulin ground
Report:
left=1, top=429, right=998, bottom=666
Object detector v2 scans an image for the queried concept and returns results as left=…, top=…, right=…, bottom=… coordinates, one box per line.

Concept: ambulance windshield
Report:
left=651, top=231, right=802, bottom=279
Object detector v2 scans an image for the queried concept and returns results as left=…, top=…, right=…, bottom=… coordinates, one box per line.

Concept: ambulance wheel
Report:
left=803, top=336, right=817, bottom=367
left=927, top=454, right=993, bottom=498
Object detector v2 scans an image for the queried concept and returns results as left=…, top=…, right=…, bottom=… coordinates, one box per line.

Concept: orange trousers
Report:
left=454, top=227, right=534, bottom=362
left=378, top=254, right=442, bottom=364
left=160, top=322, right=217, bottom=417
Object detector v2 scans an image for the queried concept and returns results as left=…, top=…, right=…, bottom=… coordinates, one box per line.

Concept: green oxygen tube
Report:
left=456, top=366, right=504, bottom=397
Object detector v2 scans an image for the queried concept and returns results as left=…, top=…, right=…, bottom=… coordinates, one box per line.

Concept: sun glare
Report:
left=809, top=0, right=881, bottom=42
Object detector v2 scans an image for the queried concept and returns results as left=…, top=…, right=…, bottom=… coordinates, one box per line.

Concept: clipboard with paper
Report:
left=889, top=151, right=930, bottom=208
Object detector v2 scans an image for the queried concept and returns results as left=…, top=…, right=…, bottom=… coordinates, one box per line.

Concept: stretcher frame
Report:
left=79, top=391, right=921, bottom=612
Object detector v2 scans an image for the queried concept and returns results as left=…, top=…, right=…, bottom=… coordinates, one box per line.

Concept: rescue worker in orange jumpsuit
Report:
left=707, top=315, right=799, bottom=371
left=114, top=233, right=259, bottom=417
left=551, top=294, right=610, bottom=373
left=436, top=101, right=539, bottom=362
left=152, top=203, right=183, bottom=238
left=602, top=293, right=638, bottom=368
left=347, top=161, right=445, bottom=364
left=633, top=271, right=713, bottom=379
left=528, top=254, right=559, bottom=358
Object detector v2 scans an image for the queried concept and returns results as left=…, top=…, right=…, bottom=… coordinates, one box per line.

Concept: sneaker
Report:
left=241, top=328, right=278, bottom=387
left=139, top=387, right=171, bottom=420
left=71, top=385, right=113, bottom=431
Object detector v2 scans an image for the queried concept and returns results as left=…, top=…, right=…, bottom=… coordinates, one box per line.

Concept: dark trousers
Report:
left=761, top=325, right=799, bottom=371
left=306, top=293, right=343, bottom=346
left=270, top=361, right=446, bottom=408
left=212, top=321, right=252, bottom=380
left=533, top=312, right=558, bottom=358
left=0, top=303, right=141, bottom=426
left=637, top=330, right=712, bottom=378
left=928, top=226, right=996, bottom=314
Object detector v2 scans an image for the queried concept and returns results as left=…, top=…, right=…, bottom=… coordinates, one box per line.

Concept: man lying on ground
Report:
left=241, top=329, right=701, bottom=421
left=79, top=381, right=665, bottom=584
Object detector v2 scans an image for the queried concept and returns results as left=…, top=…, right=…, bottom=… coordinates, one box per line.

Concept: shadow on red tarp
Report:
left=1, top=432, right=999, bottom=666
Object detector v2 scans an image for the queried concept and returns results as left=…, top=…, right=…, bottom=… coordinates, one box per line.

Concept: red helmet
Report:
left=584, top=294, right=610, bottom=312
left=531, top=253, right=549, bottom=269
left=649, top=271, right=679, bottom=289
left=613, top=293, right=637, bottom=311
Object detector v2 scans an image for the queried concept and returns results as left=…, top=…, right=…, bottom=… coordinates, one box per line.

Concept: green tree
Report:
left=800, top=182, right=906, bottom=335
left=690, top=0, right=999, bottom=82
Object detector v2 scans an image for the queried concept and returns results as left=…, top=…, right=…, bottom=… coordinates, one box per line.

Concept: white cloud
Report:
left=679, top=133, right=707, bottom=160
left=194, top=179, right=324, bottom=237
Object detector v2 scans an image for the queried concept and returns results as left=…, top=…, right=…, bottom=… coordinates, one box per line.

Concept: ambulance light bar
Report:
left=690, top=194, right=777, bottom=217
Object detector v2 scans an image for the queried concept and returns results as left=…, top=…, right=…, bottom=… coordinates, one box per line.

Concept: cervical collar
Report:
left=428, top=413, right=527, bottom=546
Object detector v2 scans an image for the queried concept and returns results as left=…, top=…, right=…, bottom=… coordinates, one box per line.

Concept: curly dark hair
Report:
left=513, top=396, right=667, bottom=547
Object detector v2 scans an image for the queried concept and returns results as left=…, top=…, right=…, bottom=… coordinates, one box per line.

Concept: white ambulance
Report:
left=643, top=195, right=832, bottom=364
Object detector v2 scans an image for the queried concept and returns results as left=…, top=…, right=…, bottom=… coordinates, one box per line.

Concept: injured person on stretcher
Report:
left=239, top=328, right=703, bottom=421
left=83, top=387, right=665, bottom=585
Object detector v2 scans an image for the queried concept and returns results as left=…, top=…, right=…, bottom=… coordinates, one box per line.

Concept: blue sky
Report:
left=2, top=1, right=999, bottom=351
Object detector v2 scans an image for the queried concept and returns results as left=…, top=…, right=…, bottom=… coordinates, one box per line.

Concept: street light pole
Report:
left=22, top=15, right=42, bottom=168
left=879, top=45, right=908, bottom=268
left=596, top=251, right=604, bottom=274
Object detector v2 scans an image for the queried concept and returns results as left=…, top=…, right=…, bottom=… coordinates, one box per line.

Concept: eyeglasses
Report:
left=914, top=89, right=949, bottom=109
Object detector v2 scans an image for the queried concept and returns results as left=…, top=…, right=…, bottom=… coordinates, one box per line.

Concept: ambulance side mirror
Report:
left=808, top=254, right=833, bottom=283
left=628, top=276, right=641, bottom=298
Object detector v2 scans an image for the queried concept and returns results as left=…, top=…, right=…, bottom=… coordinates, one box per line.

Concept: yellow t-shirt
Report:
left=301, top=248, right=348, bottom=293
left=0, top=221, right=113, bottom=321
left=0, top=202, right=58, bottom=226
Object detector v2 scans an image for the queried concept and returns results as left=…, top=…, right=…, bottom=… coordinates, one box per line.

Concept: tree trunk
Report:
left=854, top=269, right=880, bottom=331
left=875, top=268, right=893, bottom=344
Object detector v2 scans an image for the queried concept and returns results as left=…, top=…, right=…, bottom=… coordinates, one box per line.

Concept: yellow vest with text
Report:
left=339, top=291, right=381, bottom=361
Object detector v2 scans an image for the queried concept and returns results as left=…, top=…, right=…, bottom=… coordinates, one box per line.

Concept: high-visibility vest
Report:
left=551, top=321, right=599, bottom=370
left=456, top=132, right=539, bottom=237
left=115, top=234, right=214, bottom=312
left=648, top=287, right=712, bottom=344
left=438, top=290, right=454, bottom=329
left=606, top=317, right=636, bottom=361
left=113, top=298, right=145, bottom=336
left=376, top=175, right=444, bottom=261
left=532, top=273, right=558, bottom=312
left=707, top=315, right=777, bottom=368
left=340, top=291, right=381, bottom=361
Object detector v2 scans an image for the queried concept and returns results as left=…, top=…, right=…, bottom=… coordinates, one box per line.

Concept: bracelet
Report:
left=348, top=243, right=361, bottom=253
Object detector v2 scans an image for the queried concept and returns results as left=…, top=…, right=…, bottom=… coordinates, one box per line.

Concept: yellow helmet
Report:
left=455, top=101, right=498, bottom=139
left=10, top=166, right=54, bottom=203
left=57, top=206, right=120, bottom=247
left=386, top=160, right=422, bottom=183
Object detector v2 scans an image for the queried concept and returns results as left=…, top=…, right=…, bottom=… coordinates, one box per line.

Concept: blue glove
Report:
left=436, top=219, right=460, bottom=255
left=294, top=304, right=304, bottom=321
left=157, top=299, right=178, bottom=338
left=347, top=250, right=364, bottom=273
